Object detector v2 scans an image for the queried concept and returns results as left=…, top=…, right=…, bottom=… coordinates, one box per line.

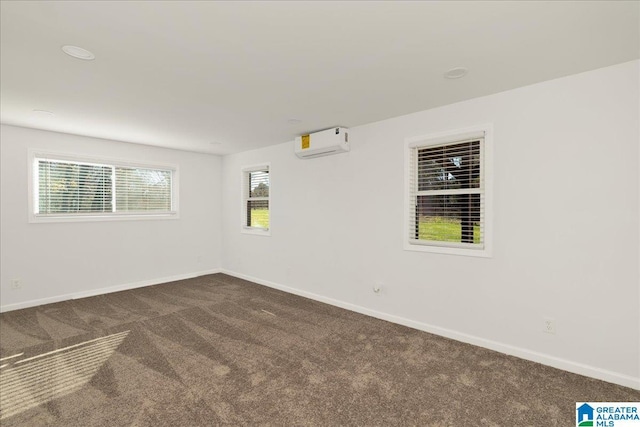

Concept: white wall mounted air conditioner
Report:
left=295, top=127, right=349, bottom=159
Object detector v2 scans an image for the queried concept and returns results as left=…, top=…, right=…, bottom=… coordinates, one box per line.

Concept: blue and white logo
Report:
left=577, top=402, right=640, bottom=427
left=578, top=403, right=595, bottom=426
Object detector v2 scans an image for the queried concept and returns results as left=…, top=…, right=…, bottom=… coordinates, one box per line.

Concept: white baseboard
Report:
left=0, top=268, right=221, bottom=313
left=220, top=269, right=640, bottom=391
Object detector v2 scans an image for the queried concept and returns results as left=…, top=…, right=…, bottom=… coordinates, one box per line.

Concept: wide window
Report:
left=30, top=152, right=177, bottom=222
left=405, top=126, right=492, bottom=257
left=241, top=164, right=270, bottom=235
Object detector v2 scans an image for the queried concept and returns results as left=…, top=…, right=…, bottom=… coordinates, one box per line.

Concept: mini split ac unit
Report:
left=295, top=127, right=350, bottom=159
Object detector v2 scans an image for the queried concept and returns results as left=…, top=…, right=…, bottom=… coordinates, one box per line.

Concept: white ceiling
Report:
left=1, top=1, right=638, bottom=155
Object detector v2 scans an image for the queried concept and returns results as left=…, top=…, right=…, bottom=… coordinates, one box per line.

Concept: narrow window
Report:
left=242, top=165, right=270, bottom=235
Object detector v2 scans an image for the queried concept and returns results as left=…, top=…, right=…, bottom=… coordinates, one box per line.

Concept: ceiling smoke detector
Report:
left=444, top=67, right=468, bottom=79
left=61, top=45, right=95, bottom=61
left=31, top=110, right=55, bottom=119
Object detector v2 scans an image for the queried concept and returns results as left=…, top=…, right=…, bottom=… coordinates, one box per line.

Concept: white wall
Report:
left=221, top=60, right=640, bottom=388
left=1, top=125, right=222, bottom=310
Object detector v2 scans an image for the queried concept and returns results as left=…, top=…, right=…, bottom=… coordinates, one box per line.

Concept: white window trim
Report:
left=27, top=149, right=180, bottom=223
left=241, top=163, right=271, bottom=236
left=403, top=124, right=493, bottom=258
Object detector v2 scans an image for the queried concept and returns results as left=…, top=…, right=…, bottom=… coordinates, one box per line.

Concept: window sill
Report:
left=29, top=212, right=179, bottom=223
left=241, top=226, right=271, bottom=237
left=403, top=241, right=491, bottom=258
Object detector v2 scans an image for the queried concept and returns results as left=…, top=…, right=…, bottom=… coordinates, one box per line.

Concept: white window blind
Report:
left=37, top=159, right=113, bottom=214
left=115, top=167, right=172, bottom=212
left=34, top=156, right=175, bottom=218
left=242, top=166, right=270, bottom=232
left=408, top=137, right=484, bottom=249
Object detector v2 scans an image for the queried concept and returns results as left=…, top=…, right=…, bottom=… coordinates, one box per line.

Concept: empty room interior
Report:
left=1, top=1, right=639, bottom=425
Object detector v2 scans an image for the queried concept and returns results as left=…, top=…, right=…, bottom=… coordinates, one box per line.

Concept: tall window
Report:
left=31, top=153, right=177, bottom=221
left=405, top=126, right=492, bottom=257
left=242, top=164, right=270, bottom=235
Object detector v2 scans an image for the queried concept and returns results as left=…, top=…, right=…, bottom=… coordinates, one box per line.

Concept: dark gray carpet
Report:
left=0, top=274, right=638, bottom=426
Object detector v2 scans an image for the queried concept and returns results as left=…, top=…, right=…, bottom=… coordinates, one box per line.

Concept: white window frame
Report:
left=403, top=124, right=493, bottom=258
left=28, top=149, right=179, bottom=223
left=241, top=163, right=271, bottom=236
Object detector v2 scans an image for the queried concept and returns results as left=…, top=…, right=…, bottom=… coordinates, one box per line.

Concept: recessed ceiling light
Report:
left=61, top=45, right=95, bottom=61
left=31, top=110, right=55, bottom=118
left=287, top=118, right=302, bottom=125
left=444, top=67, right=468, bottom=79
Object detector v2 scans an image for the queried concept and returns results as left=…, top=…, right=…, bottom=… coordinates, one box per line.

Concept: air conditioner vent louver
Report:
left=295, top=127, right=350, bottom=159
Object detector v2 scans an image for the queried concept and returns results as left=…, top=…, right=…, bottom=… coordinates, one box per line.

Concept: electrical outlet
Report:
left=11, top=279, right=22, bottom=290
left=543, top=318, right=556, bottom=334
